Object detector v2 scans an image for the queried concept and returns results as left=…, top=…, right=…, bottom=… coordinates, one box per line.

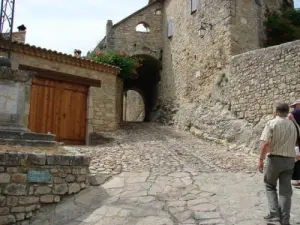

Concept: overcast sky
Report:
left=12, top=0, right=300, bottom=56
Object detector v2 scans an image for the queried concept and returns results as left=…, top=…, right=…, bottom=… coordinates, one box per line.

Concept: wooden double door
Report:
left=29, top=77, right=88, bottom=145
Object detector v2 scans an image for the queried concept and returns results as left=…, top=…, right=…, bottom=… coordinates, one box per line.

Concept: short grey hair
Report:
left=276, top=102, right=289, bottom=116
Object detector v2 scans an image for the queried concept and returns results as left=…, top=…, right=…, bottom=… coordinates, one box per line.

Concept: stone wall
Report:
left=12, top=32, right=26, bottom=44
left=174, top=40, right=300, bottom=153
left=0, top=152, right=90, bottom=225
left=124, top=90, right=145, bottom=122
left=100, top=1, right=164, bottom=59
left=0, top=69, right=32, bottom=130
left=158, top=0, right=232, bottom=123
left=6, top=52, right=121, bottom=135
left=230, top=40, right=300, bottom=123
left=230, top=0, right=288, bottom=55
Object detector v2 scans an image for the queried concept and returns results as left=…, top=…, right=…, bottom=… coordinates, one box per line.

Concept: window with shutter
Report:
left=167, top=20, right=174, bottom=38
left=191, top=0, right=197, bottom=13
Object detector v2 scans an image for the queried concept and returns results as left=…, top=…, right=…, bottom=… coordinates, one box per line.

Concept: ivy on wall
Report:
left=264, top=7, right=300, bottom=47
left=90, top=51, right=143, bottom=80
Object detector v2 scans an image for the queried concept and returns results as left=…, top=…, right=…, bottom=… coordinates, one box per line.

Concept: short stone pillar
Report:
left=0, top=67, right=56, bottom=146
left=0, top=67, right=32, bottom=131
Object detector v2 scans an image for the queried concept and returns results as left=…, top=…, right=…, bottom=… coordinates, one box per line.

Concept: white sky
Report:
left=10, top=0, right=300, bottom=56
left=13, top=0, right=148, bottom=55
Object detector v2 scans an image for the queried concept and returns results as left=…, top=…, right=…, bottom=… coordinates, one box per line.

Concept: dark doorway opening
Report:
left=123, top=55, right=161, bottom=122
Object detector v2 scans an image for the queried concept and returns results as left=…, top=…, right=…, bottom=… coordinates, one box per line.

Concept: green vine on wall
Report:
left=264, top=7, right=300, bottom=47
left=90, top=51, right=143, bottom=80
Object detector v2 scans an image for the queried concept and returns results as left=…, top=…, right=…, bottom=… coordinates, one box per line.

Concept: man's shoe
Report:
left=264, top=214, right=280, bottom=222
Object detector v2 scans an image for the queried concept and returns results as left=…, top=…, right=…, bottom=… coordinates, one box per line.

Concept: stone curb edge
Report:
left=0, top=152, right=90, bottom=166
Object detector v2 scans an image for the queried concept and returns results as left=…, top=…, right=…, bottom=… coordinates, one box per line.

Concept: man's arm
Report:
left=258, top=121, right=272, bottom=173
left=260, top=140, right=270, bottom=161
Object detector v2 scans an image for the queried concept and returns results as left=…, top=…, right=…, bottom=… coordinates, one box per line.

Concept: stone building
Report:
left=0, top=31, right=122, bottom=145
left=91, top=0, right=294, bottom=123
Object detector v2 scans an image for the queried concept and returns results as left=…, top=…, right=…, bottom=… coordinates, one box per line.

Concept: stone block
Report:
left=0, top=196, right=6, bottom=206
left=6, top=153, right=27, bottom=166
left=25, top=211, right=32, bottom=219
left=6, top=167, right=18, bottom=173
left=68, top=183, right=81, bottom=194
left=15, top=212, right=25, bottom=221
left=3, top=184, right=27, bottom=195
left=18, top=197, right=39, bottom=205
left=27, top=153, right=46, bottom=165
left=53, top=184, right=68, bottom=195
left=11, top=173, right=27, bottom=183
left=40, top=195, right=54, bottom=203
left=11, top=206, right=25, bottom=213
left=0, top=207, right=9, bottom=215
left=54, top=196, right=60, bottom=203
left=0, top=173, right=10, bottom=183
left=25, top=205, right=37, bottom=212
left=72, top=168, right=87, bottom=175
left=83, top=156, right=90, bottom=166
left=6, top=196, right=18, bottom=206
left=69, top=156, right=82, bottom=166
left=76, top=175, right=86, bottom=182
left=0, top=215, right=16, bottom=224
left=0, top=153, right=8, bottom=166
left=53, top=177, right=63, bottom=183
left=35, top=186, right=52, bottom=195
left=0, top=167, right=5, bottom=172
left=65, top=174, right=75, bottom=182
left=46, top=155, right=70, bottom=165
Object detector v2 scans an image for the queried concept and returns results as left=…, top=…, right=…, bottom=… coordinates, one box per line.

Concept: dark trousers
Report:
left=264, top=156, right=294, bottom=224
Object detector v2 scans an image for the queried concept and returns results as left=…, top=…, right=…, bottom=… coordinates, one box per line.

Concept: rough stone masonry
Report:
left=0, top=152, right=90, bottom=225
left=90, top=0, right=298, bottom=152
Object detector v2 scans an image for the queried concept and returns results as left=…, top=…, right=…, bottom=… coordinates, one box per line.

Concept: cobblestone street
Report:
left=29, top=123, right=300, bottom=225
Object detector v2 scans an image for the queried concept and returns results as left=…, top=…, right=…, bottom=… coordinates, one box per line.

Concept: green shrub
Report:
left=90, top=51, right=142, bottom=80
left=264, top=8, right=300, bottom=47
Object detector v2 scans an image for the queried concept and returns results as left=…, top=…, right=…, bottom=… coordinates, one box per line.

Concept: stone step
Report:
left=0, top=138, right=57, bottom=147
left=0, top=130, right=56, bottom=141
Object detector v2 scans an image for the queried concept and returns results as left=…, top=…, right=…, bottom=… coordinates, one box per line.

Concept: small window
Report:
left=191, top=0, right=198, bottom=13
left=167, top=20, right=174, bottom=38
left=136, top=22, right=150, bottom=33
left=155, top=9, right=162, bottom=15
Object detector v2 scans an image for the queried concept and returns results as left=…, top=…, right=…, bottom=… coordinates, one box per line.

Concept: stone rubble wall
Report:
left=0, top=69, right=32, bottom=128
left=105, top=1, right=164, bottom=60
left=0, top=152, right=90, bottom=225
left=230, top=40, right=300, bottom=123
left=174, top=40, right=300, bottom=152
left=158, top=0, right=232, bottom=124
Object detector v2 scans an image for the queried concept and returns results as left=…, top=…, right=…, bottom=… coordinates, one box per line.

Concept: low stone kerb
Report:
left=0, top=152, right=90, bottom=166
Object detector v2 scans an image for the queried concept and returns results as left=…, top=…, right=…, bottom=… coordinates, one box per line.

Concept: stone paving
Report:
left=27, top=123, right=300, bottom=225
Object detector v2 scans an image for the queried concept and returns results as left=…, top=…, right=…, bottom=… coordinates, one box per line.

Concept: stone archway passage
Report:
left=123, top=90, right=145, bottom=122
left=123, top=55, right=161, bottom=122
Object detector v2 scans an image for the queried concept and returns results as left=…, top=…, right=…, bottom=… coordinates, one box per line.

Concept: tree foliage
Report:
left=264, top=7, right=300, bottom=47
left=90, top=51, right=143, bottom=80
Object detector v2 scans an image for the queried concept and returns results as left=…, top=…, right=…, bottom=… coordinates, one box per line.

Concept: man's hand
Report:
left=258, top=160, right=264, bottom=173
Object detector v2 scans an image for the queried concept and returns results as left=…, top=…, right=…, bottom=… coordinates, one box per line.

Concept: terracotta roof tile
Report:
left=0, top=40, right=120, bottom=75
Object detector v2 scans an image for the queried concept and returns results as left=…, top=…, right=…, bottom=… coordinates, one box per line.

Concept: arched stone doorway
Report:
left=123, top=90, right=145, bottom=122
left=123, top=54, right=161, bottom=122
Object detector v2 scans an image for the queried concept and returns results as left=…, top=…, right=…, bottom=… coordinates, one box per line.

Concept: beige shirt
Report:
left=260, top=116, right=297, bottom=157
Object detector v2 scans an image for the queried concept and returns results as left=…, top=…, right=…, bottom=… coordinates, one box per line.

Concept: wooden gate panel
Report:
left=58, top=86, right=87, bottom=145
left=29, top=78, right=57, bottom=135
left=29, top=77, right=88, bottom=145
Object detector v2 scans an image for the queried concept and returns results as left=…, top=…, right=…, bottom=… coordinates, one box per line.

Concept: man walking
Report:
left=288, top=100, right=300, bottom=125
left=258, top=102, right=297, bottom=225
